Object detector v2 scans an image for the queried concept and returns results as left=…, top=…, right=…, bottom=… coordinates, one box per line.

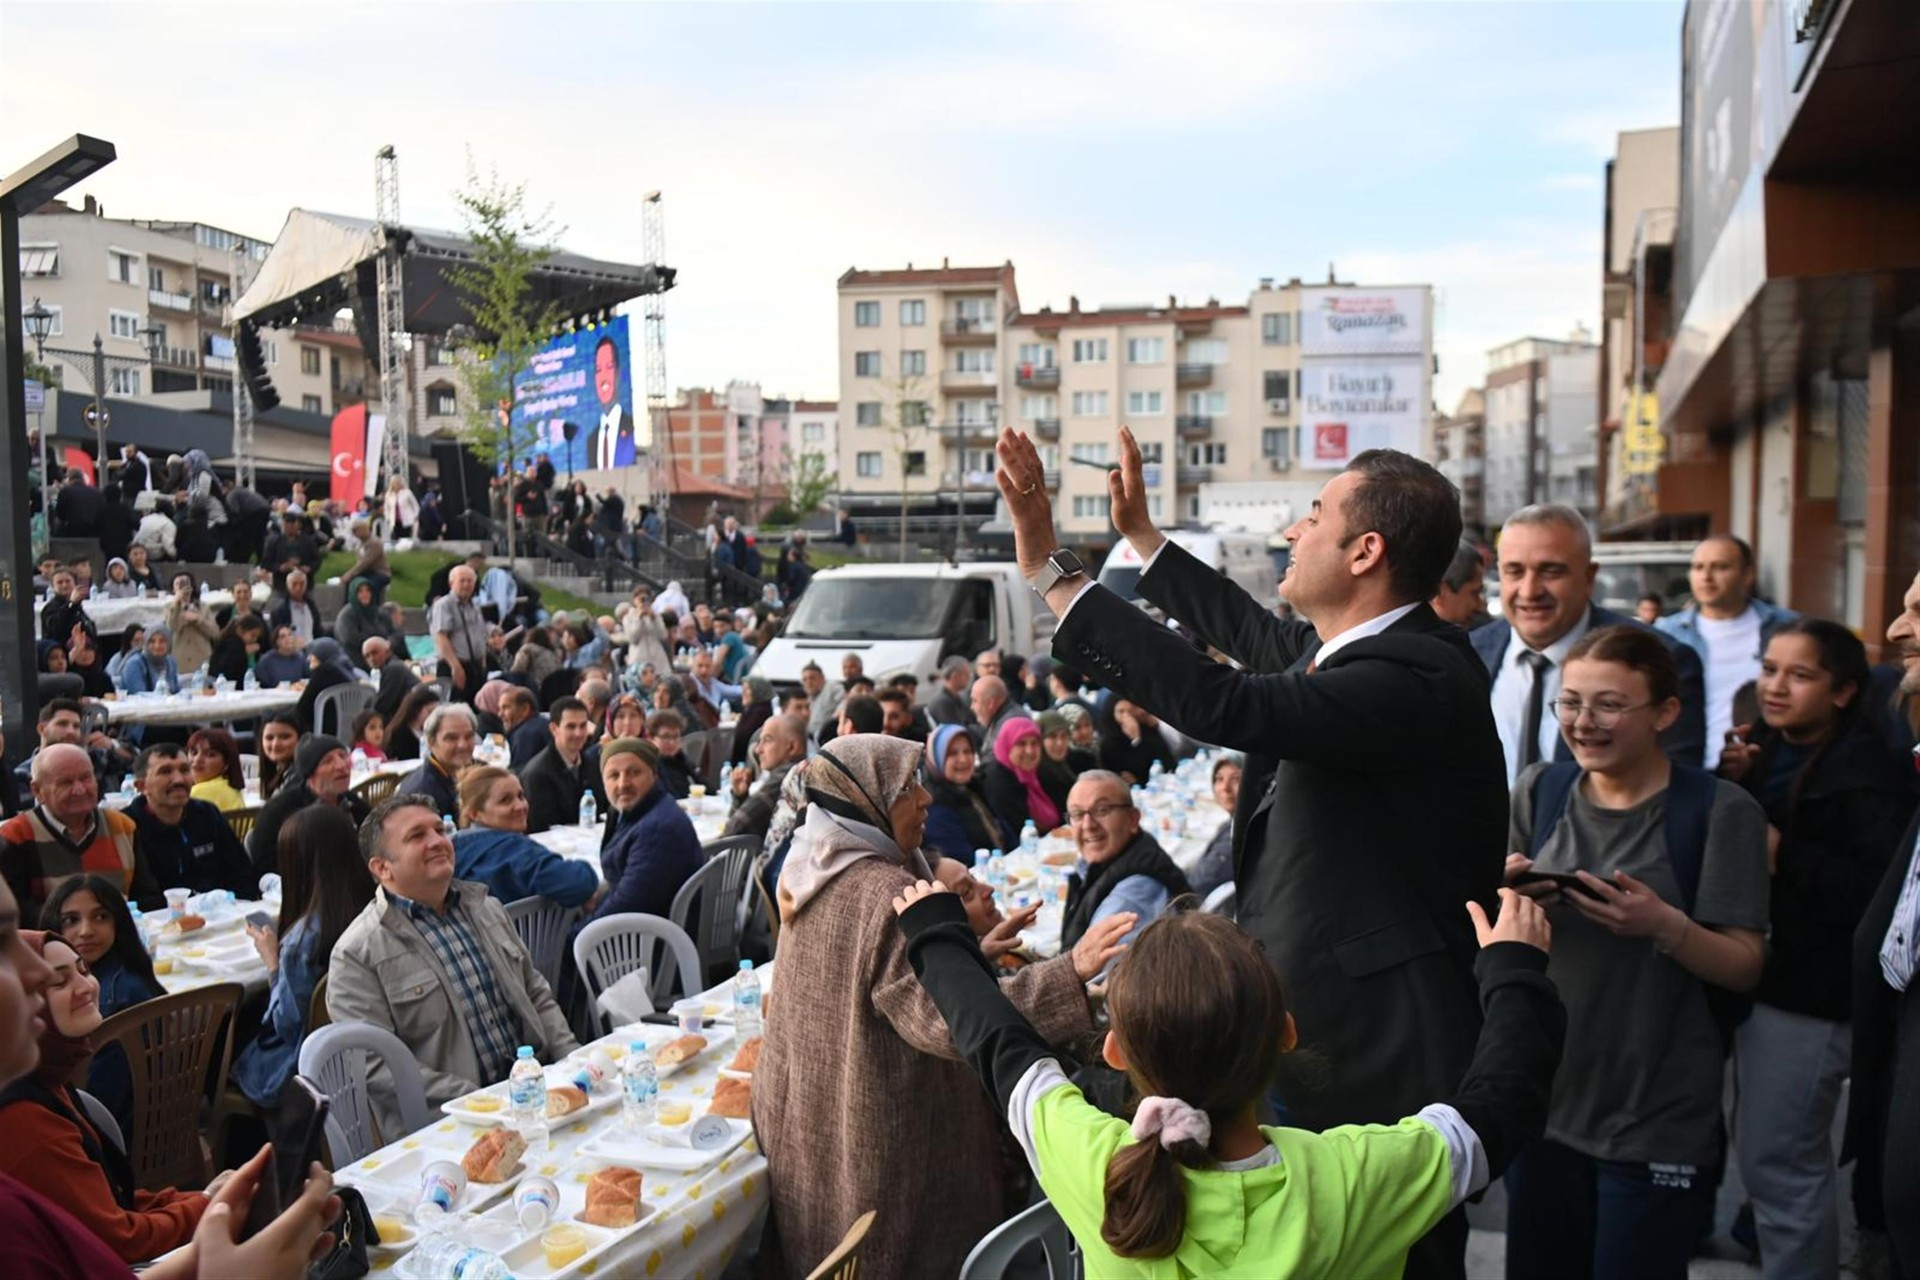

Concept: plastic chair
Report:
left=505, top=895, right=583, bottom=993
left=1201, top=882, right=1236, bottom=917
left=572, top=913, right=702, bottom=1033
left=224, top=806, right=259, bottom=842
left=749, top=850, right=781, bottom=947
left=308, top=971, right=332, bottom=1034
left=671, top=837, right=759, bottom=987
left=313, top=681, right=375, bottom=741
left=352, top=772, right=400, bottom=806
left=298, top=1021, right=431, bottom=1165
left=961, top=1200, right=1081, bottom=1280
left=93, top=983, right=243, bottom=1191
left=805, top=1209, right=877, bottom=1280
left=79, top=699, right=112, bottom=741
left=74, top=1088, right=125, bottom=1155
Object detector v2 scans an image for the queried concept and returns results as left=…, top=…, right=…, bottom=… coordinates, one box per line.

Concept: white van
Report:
left=748, top=562, right=1053, bottom=702
left=1097, top=529, right=1276, bottom=611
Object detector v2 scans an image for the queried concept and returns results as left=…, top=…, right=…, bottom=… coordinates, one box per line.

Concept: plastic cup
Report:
left=164, top=888, right=191, bottom=919
left=688, top=785, right=706, bottom=800
left=672, top=1001, right=704, bottom=1036
left=542, top=1224, right=588, bottom=1269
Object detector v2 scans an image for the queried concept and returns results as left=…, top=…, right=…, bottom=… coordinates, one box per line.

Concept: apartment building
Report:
left=1597, top=127, right=1679, bottom=525
left=1481, top=332, right=1600, bottom=525
left=1434, top=387, right=1488, bottom=533
left=836, top=263, right=1433, bottom=538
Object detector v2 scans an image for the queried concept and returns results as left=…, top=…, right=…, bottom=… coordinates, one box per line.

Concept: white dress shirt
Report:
left=1490, top=612, right=1593, bottom=788
left=597, top=403, right=625, bottom=470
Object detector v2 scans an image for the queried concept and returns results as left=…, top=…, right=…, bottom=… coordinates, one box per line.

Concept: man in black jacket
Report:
left=996, top=426, right=1506, bottom=1280
left=124, top=745, right=256, bottom=897
left=519, top=697, right=605, bottom=834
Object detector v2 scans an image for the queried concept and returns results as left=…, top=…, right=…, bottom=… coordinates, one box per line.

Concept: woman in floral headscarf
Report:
left=754, top=735, right=1129, bottom=1280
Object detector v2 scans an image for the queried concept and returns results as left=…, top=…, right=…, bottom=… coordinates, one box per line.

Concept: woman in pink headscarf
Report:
left=472, top=678, right=513, bottom=736
left=981, top=717, right=1064, bottom=837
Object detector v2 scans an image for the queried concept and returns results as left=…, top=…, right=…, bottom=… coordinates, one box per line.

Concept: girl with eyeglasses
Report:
left=1502, top=624, right=1770, bottom=1279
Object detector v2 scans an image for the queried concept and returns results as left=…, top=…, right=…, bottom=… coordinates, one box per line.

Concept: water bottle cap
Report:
left=738, top=959, right=752, bottom=971
left=517, top=1045, right=534, bottom=1058
left=629, top=1042, right=646, bottom=1053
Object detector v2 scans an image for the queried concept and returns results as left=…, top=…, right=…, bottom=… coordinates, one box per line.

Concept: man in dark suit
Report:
left=1472, top=503, right=1705, bottom=786
left=998, top=426, right=1508, bottom=1280
left=519, top=696, right=605, bottom=835
left=1848, top=569, right=1920, bottom=1277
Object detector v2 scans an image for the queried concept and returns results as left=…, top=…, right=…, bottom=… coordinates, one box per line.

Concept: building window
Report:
left=23, top=302, right=62, bottom=336
left=856, top=451, right=883, bottom=477
left=963, top=448, right=995, bottom=474
left=1019, top=394, right=1056, bottom=420
left=953, top=348, right=993, bottom=374
left=954, top=297, right=994, bottom=323
left=1126, top=337, right=1165, bottom=364
left=1184, top=337, right=1228, bottom=365
left=147, top=265, right=165, bottom=291
left=1071, top=391, right=1108, bottom=417
left=1263, top=371, right=1291, bottom=410
left=854, top=351, right=881, bottom=377
left=900, top=350, right=926, bottom=376
left=853, top=301, right=880, bottom=327
left=425, top=339, right=456, bottom=366
left=1148, top=495, right=1164, bottom=518
left=1188, top=443, right=1227, bottom=466
left=1185, top=390, right=1228, bottom=417
left=302, top=394, right=324, bottom=413
left=300, top=346, right=321, bottom=376
left=108, top=368, right=141, bottom=395
left=1039, top=444, right=1061, bottom=472
left=18, top=244, right=59, bottom=277
left=1262, top=428, right=1288, bottom=458
left=1017, top=342, right=1055, bottom=368
left=1071, top=338, right=1108, bottom=363
left=904, top=451, right=927, bottom=476
left=1125, top=390, right=1164, bottom=415
left=1070, top=442, right=1110, bottom=465
left=856, top=402, right=881, bottom=426
left=899, top=300, right=925, bottom=326
left=801, top=423, right=825, bottom=443
left=1138, top=442, right=1164, bottom=464
left=1261, top=313, right=1292, bottom=345
left=263, top=339, right=277, bottom=365
left=1187, top=495, right=1201, bottom=520
left=427, top=387, right=458, bottom=416
left=1071, top=495, right=1111, bottom=520
left=108, top=310, right=142, bottom=341
left=902, top=401, right=930, bottom=427
left=108, top=250, right=139, bottom=284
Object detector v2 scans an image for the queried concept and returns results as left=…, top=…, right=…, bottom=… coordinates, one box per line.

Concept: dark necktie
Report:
left=1519, top=650, right=1553, bottom=769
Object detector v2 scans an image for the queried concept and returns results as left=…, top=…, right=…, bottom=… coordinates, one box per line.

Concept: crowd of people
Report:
left=4, top=424, right=1919, bottom=1280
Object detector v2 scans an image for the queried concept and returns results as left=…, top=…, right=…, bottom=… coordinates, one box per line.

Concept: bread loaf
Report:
left=460, top=1128, right=526, bottom=1183
left=653, top=1034, right=707, bottom=1069
left=725, top=1036, right=762, bottom=1074
left=582, top=1165, right=644, bottom=1228
left=708, top=1076, right=751, bottom=1119
left=545, top=1084, right=589, bottom=1118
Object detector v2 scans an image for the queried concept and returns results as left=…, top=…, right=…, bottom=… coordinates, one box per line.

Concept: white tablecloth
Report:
left=531, top=800, right=734, bottom=877
left=153, top=903, right=276, bottom=997
left=103, top=686, right=301, bottom=727
left=38, top=589, right=265, bottom=640
left=342, top=965, right=776, bottom=1279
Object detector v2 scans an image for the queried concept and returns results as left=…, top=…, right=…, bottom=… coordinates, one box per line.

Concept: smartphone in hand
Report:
left=245, top=911, right=273, bottom=931
left=1510, top=870, right=1608, bottom=902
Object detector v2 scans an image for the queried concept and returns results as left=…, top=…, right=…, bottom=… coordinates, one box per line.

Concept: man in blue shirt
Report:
left=686, top=649, right=741, bottom=717
left=1057, top=770, right=1190, bottom=966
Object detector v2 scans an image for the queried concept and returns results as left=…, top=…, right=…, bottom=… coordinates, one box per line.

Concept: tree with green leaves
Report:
left=787, top=449, right=837, bottom=521
left=883, top=369, right=930, bottom=562
left=447, top=160, right=565, bottom=563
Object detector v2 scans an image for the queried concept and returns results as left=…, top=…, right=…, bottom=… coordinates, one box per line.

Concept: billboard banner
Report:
left=508, top=315, right=639, bottom=474
left=1299, top=287, right=1429, bottom=358
left=1299, top=359, right=1425, bottom=467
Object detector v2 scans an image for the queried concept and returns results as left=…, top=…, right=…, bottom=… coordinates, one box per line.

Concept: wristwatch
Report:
left=1028, top=547, right=1088, bottom=596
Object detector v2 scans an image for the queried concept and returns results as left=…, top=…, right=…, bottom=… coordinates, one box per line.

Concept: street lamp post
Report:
left=23, top=298, right=160, bottom=475
left=2, top=135, right=116, bottom=764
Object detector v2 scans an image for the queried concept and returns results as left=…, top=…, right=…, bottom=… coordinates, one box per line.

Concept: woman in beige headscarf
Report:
left=754, top=735, right=1133, bottom=1279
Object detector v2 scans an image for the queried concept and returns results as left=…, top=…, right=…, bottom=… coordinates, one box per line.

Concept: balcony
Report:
left=1014, top=364, right=1059, bottom=389
left=1175, top=362, right=1213, bottom=387
left=941, top=317, right=996, bottom=344
left=202, top=353, right=234, bottom=372
left=153, top=346, right=199, bottom=369
left=199, top=296, right=229, bottom=320
left=148, top=288, right=194, bottom=312
left=1030, top=418, right=1060, bottom=440
left=1175, top=414, right=1212, bottom=438
left=1176, top=464, right=1212, bottom=486
left=941, top=420, right=998, bottom=443
left=1042, top=468, right=1060, bottom=488
left=941, top=369, right=997, bottom=395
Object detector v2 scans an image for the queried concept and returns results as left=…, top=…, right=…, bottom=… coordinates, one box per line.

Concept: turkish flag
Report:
left=330, top=404, right=368, bottom=501
left=62, top=447, right=95, bottom=485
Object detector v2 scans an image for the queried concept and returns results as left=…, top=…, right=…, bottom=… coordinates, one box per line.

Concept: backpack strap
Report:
left=1526, top=762, right=1584, bottom=859
left=1661, top=762, right=1718, bottom=913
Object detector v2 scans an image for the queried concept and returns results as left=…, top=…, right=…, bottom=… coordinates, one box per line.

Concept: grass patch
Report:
left=318, top=549, right=601, bottom=616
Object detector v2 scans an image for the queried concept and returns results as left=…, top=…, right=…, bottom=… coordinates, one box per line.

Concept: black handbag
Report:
left=309, top=1184, right=376, bottom=1280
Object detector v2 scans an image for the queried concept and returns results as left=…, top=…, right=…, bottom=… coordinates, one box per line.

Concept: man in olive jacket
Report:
left=328, top=794, right=577, bottom=1138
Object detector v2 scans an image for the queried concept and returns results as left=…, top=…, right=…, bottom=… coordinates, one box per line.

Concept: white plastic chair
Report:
left=1201, top=882, right=1236, bottom=917
left=505, top=895, right=583, bottom=993
left=961, top=1199, right=1081, bottom=1280
left=671, top=837, right=759, bottom=987
left=74, top=1087, right=124, bottom=1154
left=298, top=1021, right=430, bottom=1164
left=572, top=913, right=702, bottom=1033
left=313, top=681, right=375, bottom=741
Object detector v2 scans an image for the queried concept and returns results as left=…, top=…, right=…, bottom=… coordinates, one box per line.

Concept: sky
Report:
left=1, top=0, right=1683, bottom=412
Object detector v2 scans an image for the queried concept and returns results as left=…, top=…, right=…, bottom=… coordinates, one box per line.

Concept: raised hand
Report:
left=1070, top=910, right=1136, bottom=981
left=1466, top=887, right=1552, bottom=954
left=980, top=902, right=1042, bottom=960
left=892, top=878, right=951, bottom=917
left=994, top=428, right=1061, bottom=582
left=1107, top=427, right=1166, bottom=558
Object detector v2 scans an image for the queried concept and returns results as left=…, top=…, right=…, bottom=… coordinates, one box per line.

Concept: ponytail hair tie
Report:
left=1131, top=1096, right=1211, bottom=1150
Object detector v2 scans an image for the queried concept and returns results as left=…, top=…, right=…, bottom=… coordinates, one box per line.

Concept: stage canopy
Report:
left=232, top=209, right=671, bottom=344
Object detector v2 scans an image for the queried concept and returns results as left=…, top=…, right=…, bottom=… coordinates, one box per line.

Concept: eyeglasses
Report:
left=1549, top=697, right=1655, bottom=727
left=1067, top=801, right=1133, bottom=825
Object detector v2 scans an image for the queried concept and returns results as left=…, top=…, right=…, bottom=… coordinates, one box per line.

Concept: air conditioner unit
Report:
left=1266, top=399, right=1289, bottom=414
left=1268, top=455, right=1290, bottom=473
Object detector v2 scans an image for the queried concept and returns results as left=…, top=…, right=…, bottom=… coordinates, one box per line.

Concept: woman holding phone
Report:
left=1502, top=625, right=1769, bottom=1279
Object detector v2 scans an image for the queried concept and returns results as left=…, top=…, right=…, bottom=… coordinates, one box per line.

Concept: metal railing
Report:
left=941, top=318, right=996, bottom=341
left=1015, top=365, right=1059, bottom=389
left=1175, top=362, right=1213, bottom=386
left=148, top=288, right=194, bottom=311
left=1031, top=418, right=1060, bottom=440
left=1175, top=414, right=1213, bottom=435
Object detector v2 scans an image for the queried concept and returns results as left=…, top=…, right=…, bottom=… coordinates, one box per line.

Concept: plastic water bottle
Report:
left=243, top=667, right=258, bottom=693
left=733, top=959, right=763, bottom=1038
left=196, top=662, right=210, bottom=692
left=350, top=747, right=368, bottom=774
left=508, top=1046, right=548, bottom=1148
left=578, top=791, right=598, bottom=829
left=620, top=1042, right=658, bottom=1128
left=441, top=812, right=457, bottom=839
left=408, top=1238, right=512, bottom=1280
left=1019, top=820, right=1039, bottom=856
left=973, top=848, right=991, bottom=880
left=987, top=853, right=1008, bottom=892
left=156, top=674, right=172, bottom=697
left=127, top=906, right=150, bottom=957
left=1148, top=759, right=1164, bottom=791
left=118, top=774, right=136, bottom=804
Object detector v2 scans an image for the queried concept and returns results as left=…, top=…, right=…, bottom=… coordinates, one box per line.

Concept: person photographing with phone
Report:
left=1503, top=624, right=1769, bottom=1279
